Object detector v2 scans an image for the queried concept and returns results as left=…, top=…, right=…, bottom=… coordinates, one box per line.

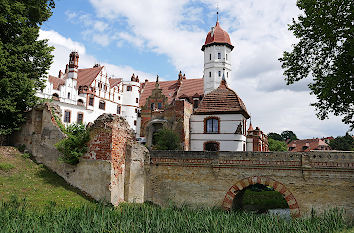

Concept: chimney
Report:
left=68, top=51, right=79, bottom=80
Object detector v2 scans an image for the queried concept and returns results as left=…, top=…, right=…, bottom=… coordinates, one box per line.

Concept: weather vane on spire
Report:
left=216, top=3, right=219, bottom=22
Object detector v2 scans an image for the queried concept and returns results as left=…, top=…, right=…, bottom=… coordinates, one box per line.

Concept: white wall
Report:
left=190, top=114, right=247, bottom=151
left=203, top=45, right=232, bottom=94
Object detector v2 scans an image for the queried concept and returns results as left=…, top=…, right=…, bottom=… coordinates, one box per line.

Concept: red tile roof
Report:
left=77, top=66, right=103, bottom=87
left=48, top=75, right=65, bottom=90
left=194, top=80, right=250, bottom=118
left=139, top=78, right=204, bottom=107
left=202, top=21, right=233, bottom=51
left=109, top=78, right=122, bottom=87
left=288, top=139, right=331, bottom=152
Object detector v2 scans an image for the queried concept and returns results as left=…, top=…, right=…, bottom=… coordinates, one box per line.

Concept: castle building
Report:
left=138, top=17, right=268, bottom=152
left=37, top=52, right=140, bottom=131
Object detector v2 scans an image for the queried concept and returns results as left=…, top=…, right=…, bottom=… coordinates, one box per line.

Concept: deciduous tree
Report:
left=0, top=0, right=55, bottom=142
left=279, top=0, right=354, bottom=130
left=268, top=138, right=288, bottom=151
left=329, top=133, right=354, bottom=151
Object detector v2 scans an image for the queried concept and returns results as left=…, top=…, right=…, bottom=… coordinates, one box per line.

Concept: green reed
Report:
left=0, top=199, right=351, bottom=233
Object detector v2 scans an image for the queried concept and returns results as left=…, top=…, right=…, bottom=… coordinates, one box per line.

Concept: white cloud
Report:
left=63, top=0, right=349, bottom=138
left=39, top=29, right=156, bottom=82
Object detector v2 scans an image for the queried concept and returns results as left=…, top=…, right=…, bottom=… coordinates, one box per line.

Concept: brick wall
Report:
left=147, top=150, right=354, bottom=218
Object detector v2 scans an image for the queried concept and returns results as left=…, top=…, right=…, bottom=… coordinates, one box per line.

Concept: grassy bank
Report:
left=0, top=146, right=93, bottom=208
left=0, top=200, right=351, bottom=233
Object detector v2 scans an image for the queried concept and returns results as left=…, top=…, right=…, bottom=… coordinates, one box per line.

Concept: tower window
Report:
left=209, top=54, right=211, bottom=60
left=226, top=54, right=228, bottom=60
left=117, top=105, right=121, bottom=114
left=127, top=86, right=132, bottom=91
left=227, top=72, right=229, bottom=78
left=218, top=71, right=221, bottom=77
left=209, top=72, right=211, bottom=77
left=134, top=120, right=137, bottom=126
left=151, top=103, right=155, bottom=110
left=67, top=92, right=71, bottom=99
left=218, top=52, right=221, bottom=59
left=136, top=98, right=138, bottom=103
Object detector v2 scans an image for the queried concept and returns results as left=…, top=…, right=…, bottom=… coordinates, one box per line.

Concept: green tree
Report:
left=329, top=133, right=354, bottom=151
left=268, top=138, right=288, bottom=151
left=279, top=0, right=354, bottom=130
left=281, top=131, right=298, bottom=142
left=268, top=132, right=283, bottom=141
left=153, top=128, right=181, bottom=150
left=0, top=0, right=55, bottom=142
left=55, top=124, right=90, bottom=165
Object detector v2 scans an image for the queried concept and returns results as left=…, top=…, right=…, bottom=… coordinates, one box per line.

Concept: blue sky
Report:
left=39, top=0, right=350, bottom=138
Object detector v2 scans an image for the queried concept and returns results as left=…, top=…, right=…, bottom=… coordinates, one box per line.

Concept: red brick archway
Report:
left=222, top=176, right=300, bottom=218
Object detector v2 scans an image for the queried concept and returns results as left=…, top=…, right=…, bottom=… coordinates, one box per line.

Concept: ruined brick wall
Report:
left=11, top=103, right=112, bottom=202
left=146, top=151, right=354, bottom=218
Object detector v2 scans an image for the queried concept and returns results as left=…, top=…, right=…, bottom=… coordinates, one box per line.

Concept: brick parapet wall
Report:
left=150, top=151, right=354, bottom=173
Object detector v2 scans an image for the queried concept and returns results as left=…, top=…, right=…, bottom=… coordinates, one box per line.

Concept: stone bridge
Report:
left=12, top=106, right=354, bottom=219
left=146, top=151, right=354, bottom=218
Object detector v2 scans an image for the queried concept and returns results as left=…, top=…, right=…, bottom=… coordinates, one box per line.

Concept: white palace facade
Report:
left=37, top=52, right=140, bottom=131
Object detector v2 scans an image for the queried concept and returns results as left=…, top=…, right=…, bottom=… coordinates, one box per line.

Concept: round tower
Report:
left=202, top=16, right=234, bottom=95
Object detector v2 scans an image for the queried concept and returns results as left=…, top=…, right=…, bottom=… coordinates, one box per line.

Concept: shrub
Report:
left=153, top=128, right=181, bottom=150
left=55, top=124, right=90, bottom=165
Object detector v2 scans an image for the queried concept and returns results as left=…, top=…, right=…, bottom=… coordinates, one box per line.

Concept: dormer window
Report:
left=158, top=102, right=162, bottom=109
left=193, top=99, right=199, bottom=108
left=151, top=103, right=155, bottom=110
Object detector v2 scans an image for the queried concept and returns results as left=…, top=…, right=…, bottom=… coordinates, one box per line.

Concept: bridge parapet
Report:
left=150, top=151, right=354, bottom=176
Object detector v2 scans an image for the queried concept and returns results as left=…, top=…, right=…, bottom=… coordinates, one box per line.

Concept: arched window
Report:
left=204, top=117, right=219, bottom=133
left=204, top=141, right=219, bottom=151
left=77, top=99, right=84, bottom=106
left=52, top=93, right=59, bottom=101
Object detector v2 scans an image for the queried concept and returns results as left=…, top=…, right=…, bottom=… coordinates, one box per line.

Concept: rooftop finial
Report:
left=216, top=4, right=219, bottom=22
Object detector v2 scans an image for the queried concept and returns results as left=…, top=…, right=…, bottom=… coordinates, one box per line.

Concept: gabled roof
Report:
left=194, top=80, right=250, bottom=118
left=139, top=78, right=204, bottom=107
left=49, top=75, right=65, bottom=90
left=77, top=66, right=103, bottom=86
left=288, top=139, right=331, bottom=152
left=109, top=78, right=122, bottom=87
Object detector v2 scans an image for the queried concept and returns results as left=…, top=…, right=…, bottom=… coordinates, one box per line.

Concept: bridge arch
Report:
left=222, top=176, right=300, bottom=218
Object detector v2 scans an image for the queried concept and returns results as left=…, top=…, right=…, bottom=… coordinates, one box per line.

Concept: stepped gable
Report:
left=48, top=75, right=66, bottom=90
left=194, top=80, right=250, bottom=118
left=139, top=78, right=204, bottom=107
left=202, top=21, right=233, bottom=51
left=77, top=66, right=103, bottom=86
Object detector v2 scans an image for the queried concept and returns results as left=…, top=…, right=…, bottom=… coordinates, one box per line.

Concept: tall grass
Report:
left=0, top=199, right=351, bottom=233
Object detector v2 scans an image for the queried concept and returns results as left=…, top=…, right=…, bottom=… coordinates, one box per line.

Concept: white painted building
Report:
left=37, top=52, right=140, bottom=131
left=190, top=18, right=253, bottom=152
